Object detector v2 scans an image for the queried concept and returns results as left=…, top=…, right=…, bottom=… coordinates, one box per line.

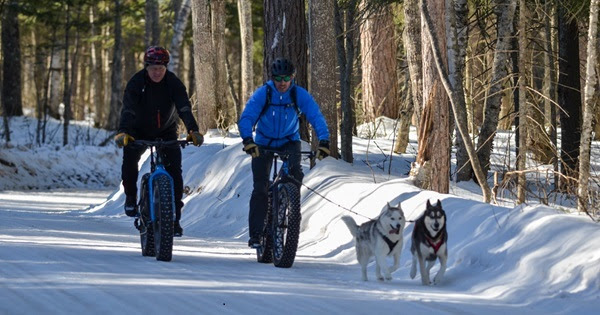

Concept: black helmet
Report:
left=144, top=46, right=170, bottom=66
left=271, top=58, right=295, bottom=76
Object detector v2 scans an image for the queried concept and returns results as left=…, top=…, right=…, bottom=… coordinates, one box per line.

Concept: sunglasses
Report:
left=273, top=75, right=292, bottom=82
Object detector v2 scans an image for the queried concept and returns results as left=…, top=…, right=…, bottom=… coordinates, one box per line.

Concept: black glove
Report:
left=242, top=138, right=259, bottom=158
left=187, top=131, right=204, bottom=146
left=316, top=140, right=330, bottom=160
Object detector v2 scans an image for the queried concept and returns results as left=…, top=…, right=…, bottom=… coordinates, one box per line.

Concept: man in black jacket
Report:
left=114, top=46, right=203, bottom=237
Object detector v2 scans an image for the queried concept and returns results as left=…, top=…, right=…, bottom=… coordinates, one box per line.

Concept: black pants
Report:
left=121, top=144, right=184, bottom=221
left=249, top=141, right=303, bottom=238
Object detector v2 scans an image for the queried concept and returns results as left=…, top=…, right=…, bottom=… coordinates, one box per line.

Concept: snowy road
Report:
left=0, top=189, right=595, bottom=315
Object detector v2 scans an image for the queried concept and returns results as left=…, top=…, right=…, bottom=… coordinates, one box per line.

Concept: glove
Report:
left=114, top=132, right=135, bottom=148
left=187, top=131, right=204, bottom=146
left=242, top=138, right=259, bottom=158
left=316, top=140, right=330, bottom=160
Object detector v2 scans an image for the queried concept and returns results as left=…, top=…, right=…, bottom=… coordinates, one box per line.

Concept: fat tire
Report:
left=152, top=174, right=175, bottom=262
left=272, top=182, right=301, bottom=268
left=256, top=189, right=273, bottom=263
left=139, top=175, right=155, bottom=256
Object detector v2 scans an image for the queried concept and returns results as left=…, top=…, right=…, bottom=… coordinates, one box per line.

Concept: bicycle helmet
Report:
left=271, top=58, right=295, bottom=76
left=144, top=46, right=170, bottom=66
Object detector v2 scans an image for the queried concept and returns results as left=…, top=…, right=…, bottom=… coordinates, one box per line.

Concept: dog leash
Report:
left=287, top=176, right=372, bottom=220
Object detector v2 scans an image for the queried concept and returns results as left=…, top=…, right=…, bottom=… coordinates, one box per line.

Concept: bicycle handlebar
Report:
left=131, top=139, right=192, bottom=148
left=260, top=148, right=315, bottom=159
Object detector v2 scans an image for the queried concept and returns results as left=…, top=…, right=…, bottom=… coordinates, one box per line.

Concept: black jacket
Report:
left=118, top=69, right=199, bottom=140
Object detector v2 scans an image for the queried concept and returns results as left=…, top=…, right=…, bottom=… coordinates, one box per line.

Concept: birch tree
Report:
left=168, top=0, right=192, bottom=75
left=577, top=0, right=599, bottom=213
left=237, top=0, right=254, bottom=108
left=475, top=0, right=517, bottom=179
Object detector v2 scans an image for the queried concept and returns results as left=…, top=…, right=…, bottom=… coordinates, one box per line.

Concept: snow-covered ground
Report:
left=0, top=116, right=598, bottom=314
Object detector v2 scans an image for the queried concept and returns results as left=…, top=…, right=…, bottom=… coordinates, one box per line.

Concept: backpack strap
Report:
left=253, top=84, right=300, bottom=130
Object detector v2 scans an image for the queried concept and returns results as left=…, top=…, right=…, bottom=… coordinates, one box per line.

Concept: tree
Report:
left=335, top=0, right=359, bottom=163
left=360, top=3, right=397, bottom=122
left=145, top=0, right=161, bottom=47
left=237, top=0, right=254, bottom=108
left=105, top=0, right=124, bottom=131
left=557, top=3, right=582, bottom=188
left=2, top=0, right=23, bottom=117
left=516, top=0, right=529, bottom=204
left=309, top=0, right=338, bottom=159
left=212, top=0, right=231, bottom=127
left=168, top=0, right=192, bottom=76
left=192, top=0, right=217, bottom=132
left=577, top=0, right=599, bottom=213
left=413, top=0, right=450, bottom=194
left=475, top=0, right=517, bottom=180
left=263, top=0, right=309, bottom=140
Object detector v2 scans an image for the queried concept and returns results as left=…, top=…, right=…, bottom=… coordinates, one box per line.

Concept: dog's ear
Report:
left=436, top=199, right=442, bottom=208
left=387, top=201, right=392, bottom=209
left=397, top=201, right=402, bottom=210
left=426, top=199, right=431, bottom=208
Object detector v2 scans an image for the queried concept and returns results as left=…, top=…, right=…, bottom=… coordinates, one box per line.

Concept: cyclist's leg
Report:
left=286, top=141, right=304, bottom=186
left=163, top=145, right=183, bottom=221
left=122, top=145, right=146, bottom=198
left=249, top=150, right=273, bottom=240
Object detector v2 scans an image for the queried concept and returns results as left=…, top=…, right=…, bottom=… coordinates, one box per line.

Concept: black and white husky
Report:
left=410, top=199, right=448, bottom=285
left=341, top=202, right=406, bottom=281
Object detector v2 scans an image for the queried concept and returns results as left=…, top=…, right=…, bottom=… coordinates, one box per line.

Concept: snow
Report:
left=1, top=115, right=599, bottom=314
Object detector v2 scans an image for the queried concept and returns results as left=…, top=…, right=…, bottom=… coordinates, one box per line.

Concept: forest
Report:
left=0, top=0, right=599, bottom=217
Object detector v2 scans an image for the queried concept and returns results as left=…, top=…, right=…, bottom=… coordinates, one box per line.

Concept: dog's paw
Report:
left=409, top=269, right=416, bottom=279
left=385, top=275, right=393, bottom=281
left=376, top=275, right=385, bottom=281
left=433, top=276, right=442, bottom=285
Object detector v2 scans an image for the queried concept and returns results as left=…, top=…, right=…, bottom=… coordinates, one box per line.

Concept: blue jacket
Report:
left=238, top=80, right=330, bottom=147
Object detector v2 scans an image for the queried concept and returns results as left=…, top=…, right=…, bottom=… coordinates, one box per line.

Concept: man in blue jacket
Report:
left=238, top=58, right=330, bottom=248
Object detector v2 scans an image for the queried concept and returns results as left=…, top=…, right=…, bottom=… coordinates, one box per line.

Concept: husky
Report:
left=410, top=199, right=448, bottom=285
left=341, top=202, right=406, bottom=281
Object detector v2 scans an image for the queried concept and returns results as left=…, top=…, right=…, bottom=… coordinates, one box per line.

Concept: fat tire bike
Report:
left=132, top=139, right=190, bottom=262
left=255, top=149, right=314, bottom=268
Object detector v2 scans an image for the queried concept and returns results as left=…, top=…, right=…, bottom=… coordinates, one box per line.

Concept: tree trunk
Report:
left=192, top=0, right=217, bottom=133
left=212, top=0, right=230, bottom=128
left=360, top=3, right=398, bottom=122
left=516, top=0, right=529, bottom=204
left=475, top=0, right=517, bottom=180
left=263, top=0, right=309, bottom=141
left=145, top=0, right=161, bottom=47
left=1, top=0, right=23, bottom=117
left=335, top=0, right=358, bottom=163
left=577, top=0, right=599, bottom=213
left=89, top=6, right=103, bottom=127
left=414, top=0, right=450, bottom=194
left=63, top=3, right=72, bottom=146
left=420, top=0, right=491, bottom=202
left=446, top=0, right=470, bottom=182
left=557, top=4, right=582, bottom=188
left=309, top=0, right=338, bottom=158
left=237, top=0, right=254, bottom=108
left=169, top=0, right=192, bottom=76
left=105, top=0, right=123, bottom=131
left=403, top=0, right=424, bottom=136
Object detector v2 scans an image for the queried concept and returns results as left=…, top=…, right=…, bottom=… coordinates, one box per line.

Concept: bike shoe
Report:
left=174, top=221, right=183, bottom=237
left=124, top=195, right=138, bottom=217
left=248, top=236, right=260, bottom=248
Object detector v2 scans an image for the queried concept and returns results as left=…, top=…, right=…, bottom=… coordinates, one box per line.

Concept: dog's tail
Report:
left=341, top=216, right=359, bottom=237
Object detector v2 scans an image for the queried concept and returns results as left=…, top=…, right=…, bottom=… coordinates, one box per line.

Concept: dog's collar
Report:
left=425, top=234, right=443, bottom=254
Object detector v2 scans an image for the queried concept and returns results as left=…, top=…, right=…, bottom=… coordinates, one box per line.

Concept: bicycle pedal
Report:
left=249, top=243, right=262, bottom=249
left=134, top=218, right=141, bottom=231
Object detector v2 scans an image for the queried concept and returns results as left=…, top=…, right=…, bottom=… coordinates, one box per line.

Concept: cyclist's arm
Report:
left=118, top=73, right=143, bottom=134
left=296, top=87, right=330, bottom=141
left=238, top=85, right=268, bottom=140
left=169, top=73, right=200, bottom=133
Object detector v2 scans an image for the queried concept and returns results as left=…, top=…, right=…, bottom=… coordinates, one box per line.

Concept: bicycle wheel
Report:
left=139, top=175, right=155, bottom=256
left=152, top=174, right=175, bottom=262
left=256, top=189, right=273, bottom=263
left=272, top=182, right=301, bottom=268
